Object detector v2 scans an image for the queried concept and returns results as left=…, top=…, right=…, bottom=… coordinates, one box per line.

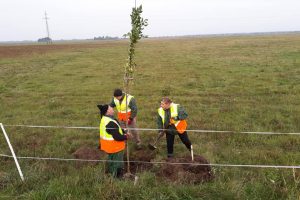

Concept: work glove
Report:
left=125, top=132, right=132, bottom=139
left=127, top=117, right=133, bottom=125
left=158, top=131, right=165, bottom=137
left=170, top=117, right=178, bottom=124
left=172, top=117, right=179, bottom=121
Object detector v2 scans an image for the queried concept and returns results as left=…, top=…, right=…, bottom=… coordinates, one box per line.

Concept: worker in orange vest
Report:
left=110, top=88, right=142, bottom=149
left=98, top=104, right=131, bottom=178
left=157, top=97, right=192, bottom=158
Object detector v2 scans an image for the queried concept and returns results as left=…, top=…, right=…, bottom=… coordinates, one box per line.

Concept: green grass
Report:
left=0, top=34, right=300, bottom=199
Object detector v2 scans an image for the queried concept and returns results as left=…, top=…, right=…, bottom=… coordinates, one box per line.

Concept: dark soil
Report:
left=73, top=146, right=213, bottom=184
left=128, top=149, right=156, bottom=173
left=157, top=155, right=214, bottom=184
left=72, top=146, right=105, bottom=168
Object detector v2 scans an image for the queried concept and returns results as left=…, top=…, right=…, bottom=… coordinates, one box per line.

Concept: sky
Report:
left=0, top=0, right=300, bottom=41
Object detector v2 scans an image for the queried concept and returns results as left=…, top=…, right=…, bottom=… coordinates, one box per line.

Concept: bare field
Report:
left=0, top=40, right=127, bottom=58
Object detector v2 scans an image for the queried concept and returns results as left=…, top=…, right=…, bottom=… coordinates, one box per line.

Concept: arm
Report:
left=157, top=114, right=163, bottom=133
left=106, top=121, right=127, bottom=141
left=177, top=105, right=188, bottom=120
left=128, top=98, right=137, bottom=119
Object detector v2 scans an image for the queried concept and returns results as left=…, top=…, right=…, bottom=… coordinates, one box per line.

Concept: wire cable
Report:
left=1, top=154, right=299, bottom=169
left=3, top=124, right=300, bottom=135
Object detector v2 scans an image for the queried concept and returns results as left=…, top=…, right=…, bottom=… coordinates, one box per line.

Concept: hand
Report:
left=158, top=131, right=165, bottom=137
left=170, top=117, right=177, bottom=124
left=126, top=132, right=132, bottom=139
left=127, top=118, right=133, bottom=125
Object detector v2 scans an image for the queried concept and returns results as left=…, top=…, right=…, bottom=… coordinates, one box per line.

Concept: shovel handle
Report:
left=153, top=131, right=164, bottom=145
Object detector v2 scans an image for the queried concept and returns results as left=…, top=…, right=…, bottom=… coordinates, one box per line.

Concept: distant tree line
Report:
left=37, top=37, right=52, bottom=43
left=94, top=36, right=119, bottom=40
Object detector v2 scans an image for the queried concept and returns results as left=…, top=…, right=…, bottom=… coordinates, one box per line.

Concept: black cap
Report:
left=97, top=104, right=109, bottom=117
left=113, top=88, right=123, bottom=97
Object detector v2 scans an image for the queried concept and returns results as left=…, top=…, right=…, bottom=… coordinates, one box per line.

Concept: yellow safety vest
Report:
left=99, top=116, right=125, bottom=153
left=158, top=103, right=187, bottom=134
left=114, top=94, right=134, bottom=121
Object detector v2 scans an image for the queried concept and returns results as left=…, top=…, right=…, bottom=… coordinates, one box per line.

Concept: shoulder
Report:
left=128, top=94, right=134, bottom=99
left=106, top=120, right=118, bottom=128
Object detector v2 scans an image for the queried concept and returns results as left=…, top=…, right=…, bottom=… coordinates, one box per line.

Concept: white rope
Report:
left=4, top=124, right=98, bottom=130
left=1, top=154, right=299, bottom=169
left=3, top=124, right=300, bottom=135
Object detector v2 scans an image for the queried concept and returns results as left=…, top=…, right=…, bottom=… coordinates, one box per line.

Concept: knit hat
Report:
left=97, top=104, right=109, bottom=117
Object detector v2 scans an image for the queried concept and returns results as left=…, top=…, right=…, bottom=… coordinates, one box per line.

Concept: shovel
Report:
left=148, top=132, right=164, bottom=150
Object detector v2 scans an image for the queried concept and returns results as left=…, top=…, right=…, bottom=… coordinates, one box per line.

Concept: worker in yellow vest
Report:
left=157, top=97, right=192, bottom=158
left=98, top=104, right=131, bottom=178
left=110, top=88, right=142, bottom=149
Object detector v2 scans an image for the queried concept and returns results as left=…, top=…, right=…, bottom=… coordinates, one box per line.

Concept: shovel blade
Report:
left=148, top=143, right=157, bottom=150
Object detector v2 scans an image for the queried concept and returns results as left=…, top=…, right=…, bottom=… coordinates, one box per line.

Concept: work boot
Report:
left=167, top=153, right=174, bottom=158
left=116, top=168, right=124, bottom=179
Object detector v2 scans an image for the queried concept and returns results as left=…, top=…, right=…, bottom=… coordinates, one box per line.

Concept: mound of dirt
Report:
left=129, top=149, right=156, bottom=173
left=72, top=146, right=105, bottom=168
left=73, top=146, right=213, bottom=184
left=157, top=155, right=214, bottom=184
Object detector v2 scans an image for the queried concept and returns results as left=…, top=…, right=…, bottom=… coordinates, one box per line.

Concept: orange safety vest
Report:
left=158, top=103, right=187, bottom=134
left=99, top=116, right=125, bottom=153
left=113, top=94, right=133, bottom=121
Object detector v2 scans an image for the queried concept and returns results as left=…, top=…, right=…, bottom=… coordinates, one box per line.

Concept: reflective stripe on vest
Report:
left=114, top=94, right=133, bottom=121
left=158, top=103, right=187, bottom=134
left=99, top=116, right=125, bottom=153
left=114, top=94, right=133, bottom=113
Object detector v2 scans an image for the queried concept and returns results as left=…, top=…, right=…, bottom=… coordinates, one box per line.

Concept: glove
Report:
left=158, top=131, right=165, bottom=137
left=127, top=118, right=133, bottom=125
left=170, top=117, right=178, bottom=124
left=125, top=132, right=132, bottom=139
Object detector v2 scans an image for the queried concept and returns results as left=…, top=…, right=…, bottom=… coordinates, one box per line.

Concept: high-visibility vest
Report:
left=99, top=116, right=125, bottom=153
left=158, top=103, right=187, bottom=134
left=114, top=94, right=134, bottom=121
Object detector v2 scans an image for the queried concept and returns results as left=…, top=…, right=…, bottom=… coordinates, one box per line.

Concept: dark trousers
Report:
left=166, top=131, right=191, bottom=157
left=107, top=150, right=124, bottom=178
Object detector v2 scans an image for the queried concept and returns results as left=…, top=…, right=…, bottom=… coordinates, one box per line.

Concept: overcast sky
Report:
left=0, top=0, right=299, bottom=41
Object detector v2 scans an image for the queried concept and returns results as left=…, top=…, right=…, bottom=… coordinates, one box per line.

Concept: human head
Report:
left=113, top=88, right=123, bottom=100
left=106, top=106, right=114, bottom=116
left=160, top=97, right=172, bottom=110
left=97, top=104, right=114, bottom=117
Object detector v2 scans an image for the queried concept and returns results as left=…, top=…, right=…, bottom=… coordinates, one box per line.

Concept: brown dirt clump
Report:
left=72, top=146, right=105, bottom=168
left=157, top=155, right=214, bottom=184
left=128, top=149, right=156, bottom=174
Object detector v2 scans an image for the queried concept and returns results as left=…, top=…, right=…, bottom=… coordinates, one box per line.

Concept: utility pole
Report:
left=44, top=11, right=52, bottom=44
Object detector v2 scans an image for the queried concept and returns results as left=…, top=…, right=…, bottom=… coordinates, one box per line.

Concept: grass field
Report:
left=0, top=34, right=300, bottom=199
